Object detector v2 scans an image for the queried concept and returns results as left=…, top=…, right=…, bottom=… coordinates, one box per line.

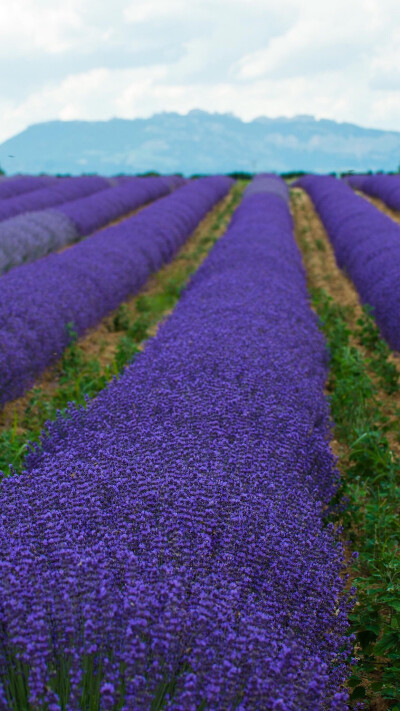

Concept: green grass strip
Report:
left=312, top=287, right=400, bottom=709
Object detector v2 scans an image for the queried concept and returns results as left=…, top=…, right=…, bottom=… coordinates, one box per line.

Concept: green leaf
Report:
left=350, top=686, right=366, bottom=700
left=370, top=681, right=383, bottom=692
left=388, top=600, right=400, bottom=613
left=375, top=631, right=400, bottom=655
left=358, top=629, right=378, bottom=649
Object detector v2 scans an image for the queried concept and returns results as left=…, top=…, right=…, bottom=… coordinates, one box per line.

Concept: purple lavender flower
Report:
left=54, top=176, right=185, bottom=237
left=0, top=174, right=55, bottom=200
left=244, top=173, right=290, bottom=203
left=297, top=174, right=400, bottom=350
left=0, top=176, right=351, bottom=709
left=0, top=177, right=184, bottom=274
left=0, top=210, right=78, bottom=273
left=0, top=176, right=232, bottom=405
left=348, top=173, right=400, bottom=211
left=0, top=176, right=109, bottom=222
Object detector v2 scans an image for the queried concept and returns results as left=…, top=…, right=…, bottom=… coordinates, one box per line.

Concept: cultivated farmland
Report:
left=0, top=171, right=399, bottom=710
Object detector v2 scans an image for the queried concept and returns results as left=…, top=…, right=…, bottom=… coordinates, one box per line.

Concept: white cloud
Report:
left=0, top=0, right=399, bottom=143
left=0, top=0, right=83, bottom=54
left=124, top=0, right=186, bottom=23
left=369, top=40, right=400, bottom=91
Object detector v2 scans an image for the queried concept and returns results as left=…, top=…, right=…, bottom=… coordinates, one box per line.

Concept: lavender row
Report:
left=347, top=173, right=400, bottom=211
left=0, top=176, right=232, bottom=405
left=0, top=176, right=183, bottom=274
left=0, top=174, right=55, bottom=200
left=0, top=175, right=110, bottom=222
left=55, top=175, right=185, bottom=236
left=0, top=177, right=351, bottom=709
left=244, top=172, right=290, bottom=203
left=297, top=174, right=400, bottom=350
left=0, top=211, right=79, bottom=274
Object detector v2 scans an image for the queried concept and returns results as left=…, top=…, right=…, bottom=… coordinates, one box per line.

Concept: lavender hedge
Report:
left=0, top=176, right=232, bottom=405
left=297, top=174, right=400, bottom=350
left=347, top=173, right=400, bottom=212
left=0, top=177, right=351, bottom=710
left=0, top=210, right=78, bottom=273
left=55, top=175, right=185, bottom=236
left=344, top=174, right=368, bottom=191
left=0, top=177, right=184, bottom=274
left=244, top=173, right=290, bottom=203
left=0, top=176, right=110, bottom=222
left=0, top=175, right=54, bottom=200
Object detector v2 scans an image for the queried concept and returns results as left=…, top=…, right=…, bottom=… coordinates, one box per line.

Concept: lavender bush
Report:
left=0, top=210, right=78, bottom=273
left=0, top=176, right=110, bottom=222
left=244, top=173, right=289, bottom=203
left=0, top=175, right=55, bottom=200
left=297, top=174, right=400, bottom=350
left=344, top=175, right=368, bottom=191
left=55, top=175, right=185, bottom=236
left=0, top=176, right=351, bottom=710
left=347, top=173, right=400, bottom=211
left=0, top=176, right=232, bottom=405
left=0, top=177, right=183, bottom=274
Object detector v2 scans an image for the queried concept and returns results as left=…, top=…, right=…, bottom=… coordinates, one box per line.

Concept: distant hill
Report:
left=1, top=110, right=399, bottom=175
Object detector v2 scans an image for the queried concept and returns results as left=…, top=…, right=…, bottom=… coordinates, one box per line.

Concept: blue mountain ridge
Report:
left=1, top=109, right=399, bottom=175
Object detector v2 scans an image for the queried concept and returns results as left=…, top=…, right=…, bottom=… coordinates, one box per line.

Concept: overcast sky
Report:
left=0, top=0, right=399, bottom=142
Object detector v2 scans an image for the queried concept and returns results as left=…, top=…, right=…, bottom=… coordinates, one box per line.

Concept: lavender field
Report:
left=0, top=171, right=399, bottom=710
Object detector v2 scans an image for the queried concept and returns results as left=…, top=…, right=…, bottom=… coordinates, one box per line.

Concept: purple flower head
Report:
left=0, top=176, right=351, bottom=708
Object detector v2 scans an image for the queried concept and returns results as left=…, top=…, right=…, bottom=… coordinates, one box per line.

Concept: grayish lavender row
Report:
left=297, top=174, right=400, bottom=350
left=0, top=176, right=351, bottom=709
left=0, top=176, right=184, bottom=274
left=0, top=176, right=232, bottom=405
left=0, top=210, right=79, bottom=273
left=244, top=173, right=290, bottom=203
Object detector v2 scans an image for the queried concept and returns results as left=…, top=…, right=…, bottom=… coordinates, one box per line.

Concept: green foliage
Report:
left=280, top=171, right=306, bottom=180
left=227, top=171, right=253, bottom=180
left=311, top=286, right=400, bottom=707
left=111, top=304, right=131, bottom=332
left=355, top=305, right=400, bottom=394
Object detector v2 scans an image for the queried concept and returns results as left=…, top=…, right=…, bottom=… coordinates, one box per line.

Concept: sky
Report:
left=0, top=0, right=399, bottom=143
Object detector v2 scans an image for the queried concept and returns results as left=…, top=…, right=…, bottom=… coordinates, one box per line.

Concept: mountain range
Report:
left=0, top=110, right=399, bottom=175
